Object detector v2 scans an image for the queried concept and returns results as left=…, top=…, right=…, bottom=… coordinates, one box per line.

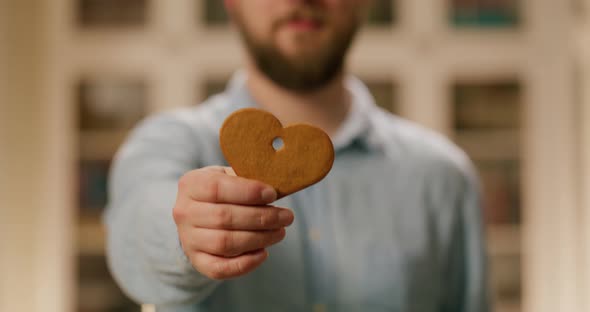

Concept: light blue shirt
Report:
left=105, top=72, right=489, bottom=312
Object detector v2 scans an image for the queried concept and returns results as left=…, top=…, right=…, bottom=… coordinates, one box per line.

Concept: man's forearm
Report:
left=105, top=178, right=220, bottom=305
left=104, top=114, right=221, bottom=306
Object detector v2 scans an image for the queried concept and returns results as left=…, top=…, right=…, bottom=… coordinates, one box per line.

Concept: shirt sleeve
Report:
left=441, top=166, right=491, bottom=312
left=103, top=113, right=221, bottom=306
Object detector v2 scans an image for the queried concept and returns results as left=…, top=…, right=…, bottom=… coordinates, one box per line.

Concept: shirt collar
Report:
left=225, top=70, right=383, bottom=152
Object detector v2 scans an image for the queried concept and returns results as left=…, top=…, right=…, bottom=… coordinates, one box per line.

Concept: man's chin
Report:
left=280, top=51, right=322, bottom=64
left=275, top=43, right=330, bottom=63
left=275, top=32, right=330, bottom=52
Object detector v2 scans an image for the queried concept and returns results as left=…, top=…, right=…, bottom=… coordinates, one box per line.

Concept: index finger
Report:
left=187, top=202, right=294, bottom=230
left=181, top=166, right=277, bottom=205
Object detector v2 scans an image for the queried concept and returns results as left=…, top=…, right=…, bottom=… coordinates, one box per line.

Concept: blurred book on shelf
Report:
left=490, top=253, right=522, bottom=304
left=202, top=0, right=395, bottom=26
left=454, top=81, right=522, bottom=132
left=78, top=255, right=140, bottom=312
left=366, top=0, right=395, bottom=26
left=453, top=81, right=521, bottom=225
left=365, top=80, right=398, bottom=114
left=77, top=0, right=148, bottom=28
left=203, top=0, right=228, bottom=26
left=476, top=160, right=521, bottom=224
left=78, top=78, right=147, bottom=131
left=455, top=82, right=520, bottom=129
left=453, top=80, right=522, bottom=310
left=203, top=79, right=228, bottom=101
left=451, top=0, right=519, bottom=27
left=79, top=160, right=111, bottom=215
left=77, top=77, right=147, bottom=213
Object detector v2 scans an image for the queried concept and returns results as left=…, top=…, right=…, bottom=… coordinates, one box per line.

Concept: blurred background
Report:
left=1, top=0, right=589, bottom=311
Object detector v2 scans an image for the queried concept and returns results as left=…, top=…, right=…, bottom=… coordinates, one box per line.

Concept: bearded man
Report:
left=105, top=1, right=489, bottom=311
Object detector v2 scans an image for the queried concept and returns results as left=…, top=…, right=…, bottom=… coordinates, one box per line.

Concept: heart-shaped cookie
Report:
left=219, top=108, right=335, bottom=199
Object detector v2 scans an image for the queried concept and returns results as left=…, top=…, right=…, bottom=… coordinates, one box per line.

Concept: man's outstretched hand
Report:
left=173, top=166, right=294, bottom=280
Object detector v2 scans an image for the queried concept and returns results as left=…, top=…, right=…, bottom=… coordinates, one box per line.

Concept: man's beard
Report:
left=234, top=10, right=360, bottom=93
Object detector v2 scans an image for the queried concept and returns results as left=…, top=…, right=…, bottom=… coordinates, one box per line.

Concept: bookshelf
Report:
left=34, top=0, right=585, bottom=311
left=452, top=78, right=522, bottom=309
left=76, top=75, right=147, bottom=311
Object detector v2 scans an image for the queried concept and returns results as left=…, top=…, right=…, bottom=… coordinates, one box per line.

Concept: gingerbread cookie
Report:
left=219, top=108, right=335, bottom=199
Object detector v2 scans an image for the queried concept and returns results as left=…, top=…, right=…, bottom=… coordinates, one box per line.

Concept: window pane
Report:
left=77, top=0, right=148, bottom=27
left=450, top=0, right=519, bottom=28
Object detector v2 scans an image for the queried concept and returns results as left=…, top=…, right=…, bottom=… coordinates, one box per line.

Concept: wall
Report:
left=579, top=1, right=590, bottom=308
left=0, top=0, right=45, bottom=310
left=0, top=1, right=73, bottom=311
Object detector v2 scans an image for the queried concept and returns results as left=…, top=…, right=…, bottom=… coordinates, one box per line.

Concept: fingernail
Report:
left=259, top=250, right=269, bottom=259
left=279, top=210, right=293, bottom=225
left=261, top=187, right=277, bottom=203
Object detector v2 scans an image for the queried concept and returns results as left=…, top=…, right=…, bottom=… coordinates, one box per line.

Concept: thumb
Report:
left=223, top=166, right=237, bottom=177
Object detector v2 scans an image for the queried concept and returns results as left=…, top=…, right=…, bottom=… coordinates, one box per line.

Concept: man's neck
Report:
left=245, top=65, right=351, bottom=137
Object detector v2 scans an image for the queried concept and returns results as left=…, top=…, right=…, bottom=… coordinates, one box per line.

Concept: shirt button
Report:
left=312, top=303, right=326, bottom=312
left=308, top=228, right=321, bottom=241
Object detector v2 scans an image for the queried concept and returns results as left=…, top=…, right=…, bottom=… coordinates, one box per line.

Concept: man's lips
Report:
left=284, top=18, right=322, bottom=31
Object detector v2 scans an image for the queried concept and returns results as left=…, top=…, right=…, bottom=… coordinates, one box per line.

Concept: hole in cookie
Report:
left=272, top=137, right=284, bottom=151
